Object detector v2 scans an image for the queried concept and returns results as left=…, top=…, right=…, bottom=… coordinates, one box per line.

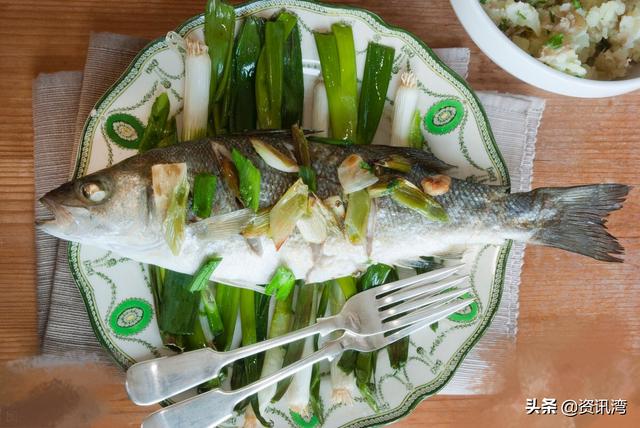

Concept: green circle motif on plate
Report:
left=447, top=293, right=479, bottom=323
left=424, top=99, right=465, bottom=135
left=104, top=113, right=145, bottom=150
left=109, top=298, right=153, bottom=336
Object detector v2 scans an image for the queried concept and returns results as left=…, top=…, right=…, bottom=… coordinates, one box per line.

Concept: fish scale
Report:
left=38, top=134, right=630, bottom=285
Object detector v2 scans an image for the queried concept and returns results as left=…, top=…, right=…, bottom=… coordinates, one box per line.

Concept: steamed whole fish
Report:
left=37, top=134, right=629, bottom=285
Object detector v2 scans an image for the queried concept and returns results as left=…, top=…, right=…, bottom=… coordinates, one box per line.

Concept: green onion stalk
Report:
left=314, top=24, right=358, bottom=141
left=181, top=38, right=211, bottom=141
left=282, top=283, right=322, bottom=420
left=214, top=283, right=240, bottom=352
left=229, top=16, right=264, bottom=132
left=238, top=289, right=271, bottom=424
left=292, top=125, right=317, bottom=192
left=390, top=71, right=421, bottom=148
left=245, top=269, right=296, bottom=427
left=192, top=173, right=218, bottom=219
left=281, top=16, right=304, bottom=128
left=271, top=282, right=316, bottom=405
left=231, top=148, right=261, bottom=213
left=356, top=42, right=395, bottom=145
left=256, top=20, right=285, bottom=129
left=184, top=257, right=223, bottom=392
left=138, top=92, right=170, bottom=153
left=353, top=264, right=398, bottom=411
left=329, top=277, right=358, bottom=405
left=157, top=270, right=201, bottom=351
left=158, top=116, right=178, bottom=148
left=204, top=0, right=235, bottom=134
left=309, top=282, right=331, bottom=423
left=388, top=257, right=445, bottom=368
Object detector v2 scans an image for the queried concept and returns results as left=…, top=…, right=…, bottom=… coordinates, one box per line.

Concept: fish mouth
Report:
left=36, top=195, right=72, bottom=228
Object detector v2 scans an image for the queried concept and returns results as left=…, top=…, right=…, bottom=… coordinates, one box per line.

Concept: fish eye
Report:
left=81, top=182, right=107, bottom=203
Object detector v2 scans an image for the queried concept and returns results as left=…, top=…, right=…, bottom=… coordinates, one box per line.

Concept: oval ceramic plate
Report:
left=68, top=1, right=511, bottom=426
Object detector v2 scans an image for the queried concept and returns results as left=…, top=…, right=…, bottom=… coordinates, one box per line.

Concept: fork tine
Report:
left=382, top=298, right=475, bottom=345
left=375, top=264, right=464, bottom=297
left=378, top=287, right=472, bottom=321
left=377, top=275, right=468, bottom=308
left=383, top=297, right=475, bottom=334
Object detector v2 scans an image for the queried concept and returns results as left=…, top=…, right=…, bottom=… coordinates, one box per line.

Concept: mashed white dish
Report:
left=481, top=0, right=640, bottom=80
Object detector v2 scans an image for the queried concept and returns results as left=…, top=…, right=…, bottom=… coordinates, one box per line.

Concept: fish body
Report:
left=38, top=134, right=629, bottom=284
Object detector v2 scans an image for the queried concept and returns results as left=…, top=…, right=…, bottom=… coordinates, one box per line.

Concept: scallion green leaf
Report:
left=269, top=178, right=309, bottom=249
left=355, top=264, right=397, bottom=411
left=158, top=270, right=199, bottom=335
left=292, top=125, right=318, bottom=191
left=214, top=283, right=240, bottom=351
left=204, top=0, right=235, bottom=134
left=138, top=93, right=170, bottom=153
left=356, top=42, right=395, bottom=145
left=231, top=148, right=261, bottom=212
left=314, top=24, right=358, bottom=140
left=281, top=17, right=304, bottom=128
left=201, top=286, right=224, bottom=338
left=344, top=189, right=371, bottom=244
left=188, top=256, right=222, bottom=292
left=158, top=116, right=178, bottom=148
left=266, top=266, right=296, bottom=301
left=256, top=21, right=285, bottom=129
left=546, top=33, right=564, bottom=49
left=408, top=109, right=424, bottom=149
left=230, top=16, right=264, bottom=132
left=193, top=173, right=217, bottom=219
left=272, top=282, right=316, bottom=401
left=163, top=174, right=189, bottom=255
left=391, top=178, right=448, bottom=222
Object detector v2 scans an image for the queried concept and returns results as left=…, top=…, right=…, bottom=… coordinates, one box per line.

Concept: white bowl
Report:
left=451, top=0, right=640, bottom=98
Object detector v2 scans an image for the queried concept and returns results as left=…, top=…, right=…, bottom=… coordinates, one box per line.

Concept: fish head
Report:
left=37, top=166, right=156, bottom=249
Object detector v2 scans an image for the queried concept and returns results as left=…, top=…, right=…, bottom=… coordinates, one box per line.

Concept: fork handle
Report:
left=142, top=341, right=344, bottom=428
left=126, top=315, right=341, bottom=405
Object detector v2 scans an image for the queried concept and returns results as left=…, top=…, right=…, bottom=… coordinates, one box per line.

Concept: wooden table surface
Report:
left=0, top=0, right=638, bottom=427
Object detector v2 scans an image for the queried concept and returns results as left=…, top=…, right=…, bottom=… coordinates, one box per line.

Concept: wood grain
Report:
left=0, top=0, right=638, bottom=426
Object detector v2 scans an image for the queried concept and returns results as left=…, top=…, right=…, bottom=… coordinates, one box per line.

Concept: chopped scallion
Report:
left=138, top=93, right=170, bottom=153
left=188, top=256, right=222, bottom=292
left=193, top=173, right=217, bottom=219
left=266, top=266, right=297, bottom=301
left=344, top=189, right=371, bottom=244
left=231, top=148, right=261, bottom=212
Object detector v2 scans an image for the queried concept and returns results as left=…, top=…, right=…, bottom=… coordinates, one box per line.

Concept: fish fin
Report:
left=245, top=237, right=263, bottom=256
left=191, top=209, right=254, bottom=240
left=404, top=148, right=454, bottom=172
left=490, top=185, right=510, bottom=194
left=363, top=145, right=453, bottom=173
left=530, top=184, right=630, bottom=262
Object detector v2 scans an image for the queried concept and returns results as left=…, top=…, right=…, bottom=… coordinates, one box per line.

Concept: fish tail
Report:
left=530, top=184, right=630, bottom=262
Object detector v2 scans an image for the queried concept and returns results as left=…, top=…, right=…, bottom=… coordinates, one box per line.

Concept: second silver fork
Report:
left=126, top=264, right=469, bottom=406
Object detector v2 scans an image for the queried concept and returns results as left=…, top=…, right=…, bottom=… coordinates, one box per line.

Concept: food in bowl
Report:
left=480, top=0, right=640, bottom=79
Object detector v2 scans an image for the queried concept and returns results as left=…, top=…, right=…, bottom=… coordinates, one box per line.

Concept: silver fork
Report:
left=126, top=264, right=468, bottom=406
left=142, top=297, right=473, bottom=428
